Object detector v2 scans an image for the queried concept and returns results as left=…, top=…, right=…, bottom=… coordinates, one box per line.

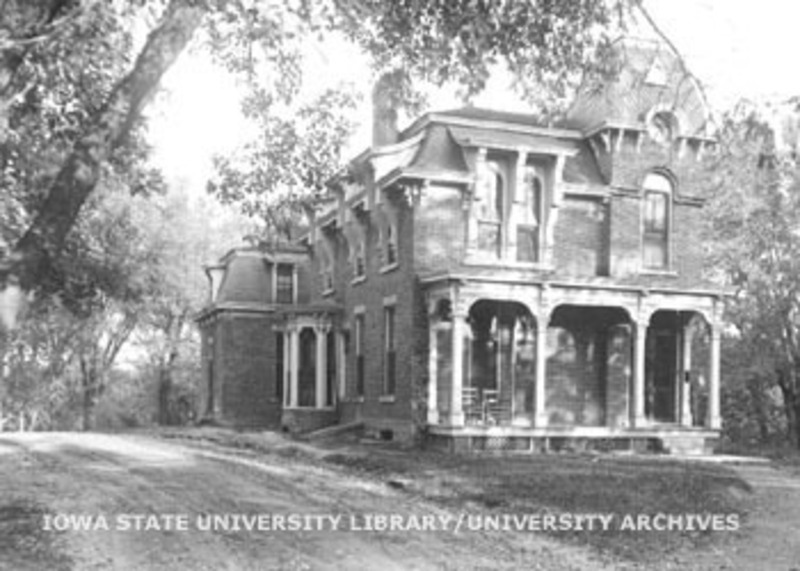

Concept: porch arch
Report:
left=465, top=300, right=539, bottom=426
left=546, top=305, right=632, bottom=428
left=645, top=309, right=714, bottom=428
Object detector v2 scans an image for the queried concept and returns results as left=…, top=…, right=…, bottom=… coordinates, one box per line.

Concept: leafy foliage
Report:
left=209, top=86, right=359, bottom=238
left=705, top=100, right=800, bottom=447
left=330, top=0, right=624, bottom=103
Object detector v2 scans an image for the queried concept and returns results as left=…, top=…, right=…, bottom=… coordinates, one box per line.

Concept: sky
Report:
left=146, top=0, right=800, bottom=185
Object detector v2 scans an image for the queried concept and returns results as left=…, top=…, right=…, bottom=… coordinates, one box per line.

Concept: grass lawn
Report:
left=160, top=428, right=753, bottom=565
left=322, top=447, right=752, bottom=564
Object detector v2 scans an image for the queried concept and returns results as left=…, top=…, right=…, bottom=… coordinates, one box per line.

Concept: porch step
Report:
left=658, top=435, right=710, bottom=455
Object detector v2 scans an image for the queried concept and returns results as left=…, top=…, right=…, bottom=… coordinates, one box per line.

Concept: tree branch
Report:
left=0, top=0, right=206, bottom=329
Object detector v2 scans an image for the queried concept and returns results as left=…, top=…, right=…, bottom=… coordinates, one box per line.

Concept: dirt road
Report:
left=0, top=432, right=612, bottom=571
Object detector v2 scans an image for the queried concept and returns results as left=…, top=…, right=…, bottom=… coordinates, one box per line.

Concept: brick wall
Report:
left=598, top=136, right=709, bottom=288
left=217, top=313, right=282, bottom=428
left=552, top=196, right=610, bottom=277
left=414, top=184, right=466, bottom=274
left=307, top=193, right=420, bottom=438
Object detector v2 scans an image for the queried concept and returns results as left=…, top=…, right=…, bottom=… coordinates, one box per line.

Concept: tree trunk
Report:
left=777, top=366, right=799, bottom=448
left=0, top=0, right=205, bottom=332
left=80, top=357, right=98, bottom=432
left=747, top=375, right=771, bottom=442
left=158, top=349, right=179, bottom=425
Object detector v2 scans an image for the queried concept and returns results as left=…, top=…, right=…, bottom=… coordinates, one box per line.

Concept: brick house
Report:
left=196, top=38, right=724, bottom=453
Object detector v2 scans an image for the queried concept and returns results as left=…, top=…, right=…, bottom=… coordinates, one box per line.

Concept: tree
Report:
left=0, top=0, right=627, bottom=332
left=705, top=100, right=800, bottom=448
left=209, top=87, right=360, bottom=238
left=0, top=0, right=204, bottom=332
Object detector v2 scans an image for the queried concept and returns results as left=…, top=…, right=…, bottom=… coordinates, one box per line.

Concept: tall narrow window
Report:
left=476, top=160, right=504, bottom=257
left=355, top=314, right=365, bottom=397
left=383, top=305, right=396, bottom=396
left=276, top=264, right=294, bottom=303
left=354, top=240, right=366, bottom=279
left=517, top=167, right=542, bottom=263
left=318, top=241, right=334, bottom=293
left=642, top=173, right=672, bottom=269
left=275, top=333, right=284, bottom=401
left=326, top=331, right=336, bottom=407
left=385, top=222, right=397, bottom=266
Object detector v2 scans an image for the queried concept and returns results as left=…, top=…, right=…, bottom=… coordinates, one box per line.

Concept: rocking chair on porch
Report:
left=463, top=387, right=482, bottom=424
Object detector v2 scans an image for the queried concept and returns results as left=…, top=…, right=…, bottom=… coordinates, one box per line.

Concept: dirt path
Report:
left=714, top=463, right=800, bottom=570
left=0, top=432, right=614, bottom=571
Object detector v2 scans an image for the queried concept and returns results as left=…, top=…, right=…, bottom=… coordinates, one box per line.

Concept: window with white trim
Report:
left=516, top=166, right=543, bottom=263
left=383, top=304, right=396, bottom=396
left=385, top=221, right=397, bottom=266
left=355, top=313, right=365, bottom=397
left=317, top=239, right=334, bottom=293
left=476, top=160, right=505, bottom=257
left=642, top=172, right=672, bottom=269
left=275, top=264, right=294, bottom=304
left=354, top=240, right=366, bottom=279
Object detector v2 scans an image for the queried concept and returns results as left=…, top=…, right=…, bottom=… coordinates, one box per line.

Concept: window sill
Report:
left=379, top=262, right=399, bottom=274
left=321, top=288, right=335, bottom=297
left=350, top=396, right=365, bottom=403
left=463, top=256, right=553, bottom=271
left=378, top=395, right=396, bottom=404
left=639, top=269, right=678, bottom=278
left=351, top=275, right=366, bottom=286
left=283, top=406, right=337, bottom=411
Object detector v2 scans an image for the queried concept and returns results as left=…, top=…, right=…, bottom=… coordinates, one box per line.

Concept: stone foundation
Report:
left=281, top=409, right=339, bottom=434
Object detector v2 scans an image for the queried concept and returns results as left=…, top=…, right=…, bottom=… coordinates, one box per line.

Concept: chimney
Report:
left=204, top=264, right=225, bottom=303
left=371, top=71, right=401, bottom=147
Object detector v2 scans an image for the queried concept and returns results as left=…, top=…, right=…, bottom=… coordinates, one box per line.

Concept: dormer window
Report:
left=647, top=110, right=678, bottom=145
left=642, top=173, right=672, bottom=269
left=276, top=263, right=295, bottom=304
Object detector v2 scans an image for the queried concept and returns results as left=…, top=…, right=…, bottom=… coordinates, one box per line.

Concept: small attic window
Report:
left=276, top=263, right=294, bottom=304
left=644, top=57, right=669, bottom=86
left=648, top=110, right=679, bottom=144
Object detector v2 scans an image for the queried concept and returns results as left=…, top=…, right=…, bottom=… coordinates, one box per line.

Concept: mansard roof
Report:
left=563, top=38, right=711, bottom=138
left=348, top=106, right=606, bottom=190
left=214, top=250, right=271, bottom=305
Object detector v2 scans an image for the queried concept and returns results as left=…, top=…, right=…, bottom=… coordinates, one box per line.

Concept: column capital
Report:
left=314, top=322, right=332, bottom=335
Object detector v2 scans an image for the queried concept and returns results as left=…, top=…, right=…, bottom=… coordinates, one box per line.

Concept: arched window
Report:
left=517, top=166, right=542, bottom=262
left=476, top=160, right=504, bottom=256
left=642, top=172, right=672, bottom=269
left=317, top=239, right=334, bottom=293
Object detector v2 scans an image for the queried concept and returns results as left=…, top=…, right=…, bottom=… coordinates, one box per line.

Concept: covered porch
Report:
left=277, top=308, right=344, bottom=433
left=425, top=282, right=722, bottom=452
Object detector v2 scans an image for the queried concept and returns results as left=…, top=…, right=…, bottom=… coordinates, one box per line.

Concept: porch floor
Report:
left=427, top=424, right=719, bottom=455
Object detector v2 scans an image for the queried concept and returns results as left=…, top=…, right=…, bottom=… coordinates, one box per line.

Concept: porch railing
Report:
left=463, top=387, right=512, bottom=425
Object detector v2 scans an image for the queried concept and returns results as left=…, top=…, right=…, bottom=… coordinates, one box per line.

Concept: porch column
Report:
left=337, top=331, right=347, bottom=401
left=534, top=314, right=548, bottom=427
left=632, top=319, right=647, bottom=428
left=449, top=312, right=466, bottom=426
left=282, top=330, right=291, bottom=407
left=288, top=326, right=299, bottom=408
left=427, top=322, right=439, bottom=424
left=708, top=325, right=722, bottom=429
left=315, top=324, right=330, bottom=408
left=681, top=319, right=694, bottom=427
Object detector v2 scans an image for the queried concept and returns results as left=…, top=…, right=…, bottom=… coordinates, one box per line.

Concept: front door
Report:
left=647, top=330, right=677, bottom=423
left=298, top=328, right=316, bottom=407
